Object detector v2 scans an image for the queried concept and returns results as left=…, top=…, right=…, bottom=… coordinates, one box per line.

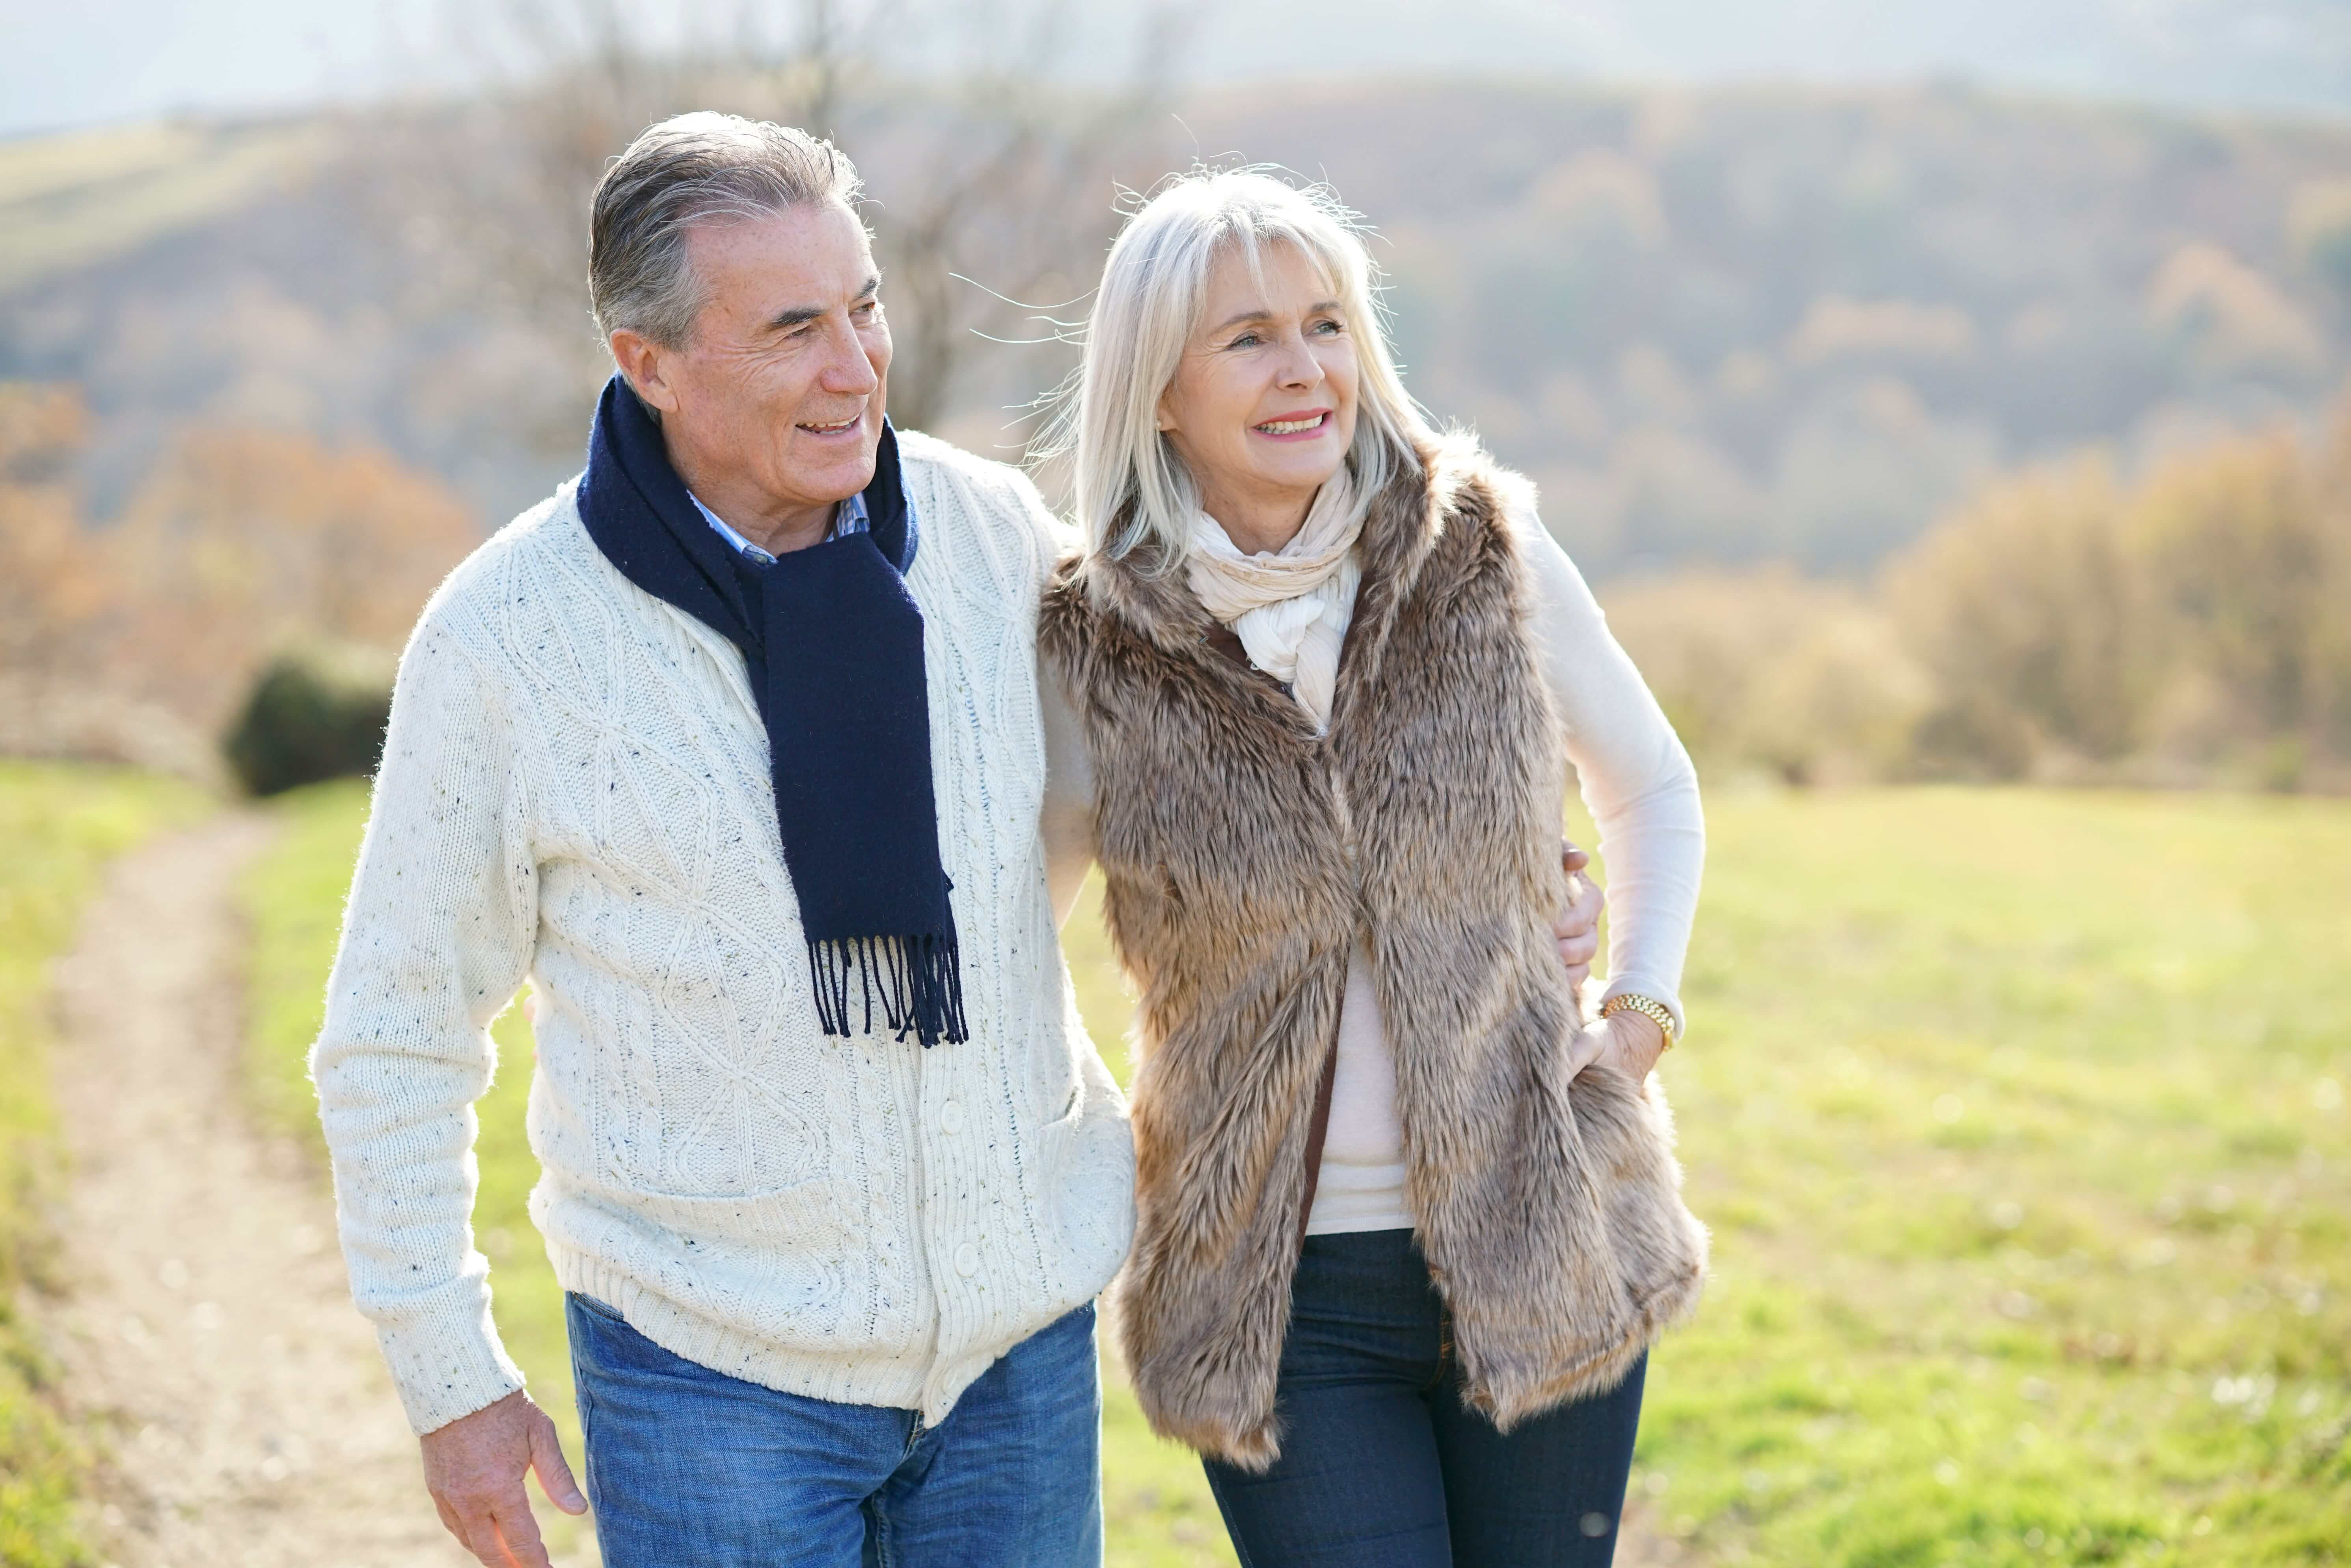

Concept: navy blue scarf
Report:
left=576, top=376, right=967, bottom=1046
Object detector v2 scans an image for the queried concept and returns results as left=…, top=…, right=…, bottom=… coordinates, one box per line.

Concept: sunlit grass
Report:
left=0, top=764, right=204, bottom=1568
left=1620, top=786, right=2351, bottom=1565
left=245, top=784, right=2351, bottom=1564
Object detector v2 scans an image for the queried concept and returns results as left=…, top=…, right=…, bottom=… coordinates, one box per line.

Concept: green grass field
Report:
left=0, top=764, right=203, bottom=1568
left=244, top=784, right=2351, bottom=1565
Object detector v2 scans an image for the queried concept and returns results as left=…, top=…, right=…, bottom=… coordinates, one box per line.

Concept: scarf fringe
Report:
left=808, top=933, right=969, bottom=1047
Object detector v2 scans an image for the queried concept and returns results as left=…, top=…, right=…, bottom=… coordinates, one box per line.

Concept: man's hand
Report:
left=420, top=1389, right=588, bottom=1568
left=1553, top=841, right=1606, bottom=1001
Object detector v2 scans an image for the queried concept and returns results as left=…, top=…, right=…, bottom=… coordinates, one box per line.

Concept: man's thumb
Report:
left=527, top=1412, right=589, bottom=1515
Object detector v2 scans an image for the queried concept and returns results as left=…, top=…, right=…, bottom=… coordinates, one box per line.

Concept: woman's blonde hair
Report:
left=1047, top=168, right=1431, bottom=566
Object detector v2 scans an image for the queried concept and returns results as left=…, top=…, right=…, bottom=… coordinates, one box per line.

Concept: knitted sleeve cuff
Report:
left=375, top=1298, right=529, bottom=1435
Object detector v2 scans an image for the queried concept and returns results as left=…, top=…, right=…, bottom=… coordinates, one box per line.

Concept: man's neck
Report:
left=665, top=439, right=841, bottom=557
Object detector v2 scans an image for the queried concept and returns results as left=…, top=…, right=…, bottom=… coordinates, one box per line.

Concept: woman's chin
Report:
left=1234, top=451, right=1346, bottom=497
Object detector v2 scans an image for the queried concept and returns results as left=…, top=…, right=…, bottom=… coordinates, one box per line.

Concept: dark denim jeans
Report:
left=1203, top=1229, right=1647, bottom=1568
left=566, top=1293, right=1102, bottom=1568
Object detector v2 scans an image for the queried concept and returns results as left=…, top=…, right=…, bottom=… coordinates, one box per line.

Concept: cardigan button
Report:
left=940, top=1101, right=966, bottom=1135
left=954, top=1243, right=980, bottom=1278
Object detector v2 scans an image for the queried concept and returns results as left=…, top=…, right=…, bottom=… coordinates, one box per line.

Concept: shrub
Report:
left=222, top=646, right=394, bottom=798
left=1602, top=568, right=1931, bottom=786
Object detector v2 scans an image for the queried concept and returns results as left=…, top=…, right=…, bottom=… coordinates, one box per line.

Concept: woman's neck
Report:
left=1201, top=482, right=1316, bottom=556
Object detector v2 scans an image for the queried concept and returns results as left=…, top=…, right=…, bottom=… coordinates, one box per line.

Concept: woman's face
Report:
left=1157, top=242, right=1359, bottom=538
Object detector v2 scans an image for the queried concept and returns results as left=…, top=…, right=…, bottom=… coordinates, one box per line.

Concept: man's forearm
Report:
left=312, top=613, right=536, bottom=1433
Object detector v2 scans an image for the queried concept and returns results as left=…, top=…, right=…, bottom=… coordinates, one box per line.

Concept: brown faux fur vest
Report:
left=1038, top=436, right=1708, bottom=1469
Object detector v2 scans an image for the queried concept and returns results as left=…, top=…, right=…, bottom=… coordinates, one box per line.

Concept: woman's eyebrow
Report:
left=1205, top=300, right=1343, bottom=335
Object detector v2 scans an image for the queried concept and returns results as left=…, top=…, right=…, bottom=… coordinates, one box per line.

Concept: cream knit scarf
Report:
left=1185, top=473, right=1365, bottom=732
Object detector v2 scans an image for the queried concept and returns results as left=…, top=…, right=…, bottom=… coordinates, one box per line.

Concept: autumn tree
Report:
left=2123, top=428, right=2351, bottom=777
left=0, top=385, right=114, bottom=686
left=108, top=425, right=480, bottom=730
left=1885, top=460, right=2152, bottom=777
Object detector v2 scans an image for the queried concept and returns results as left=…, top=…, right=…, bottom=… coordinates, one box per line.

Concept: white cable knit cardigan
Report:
left=313, top=432, right=1136, bottom=1436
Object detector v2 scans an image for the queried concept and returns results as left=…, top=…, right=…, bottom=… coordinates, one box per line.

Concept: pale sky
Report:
left=4, top=0, right=2345, bottom=139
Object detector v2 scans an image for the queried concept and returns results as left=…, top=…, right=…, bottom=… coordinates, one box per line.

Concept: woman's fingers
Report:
left=1565, top=1020, right=1610, bottom=1077
left=1552, top=868, right=1605, bottom=937
left=1552, top=865, right=1606, bottom=994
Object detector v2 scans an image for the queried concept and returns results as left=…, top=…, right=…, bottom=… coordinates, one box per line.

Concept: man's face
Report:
left=622, top=200, right=892, bottom=520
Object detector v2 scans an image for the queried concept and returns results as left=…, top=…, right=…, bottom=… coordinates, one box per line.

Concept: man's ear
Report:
left=609, top=330, right=682, bottom=415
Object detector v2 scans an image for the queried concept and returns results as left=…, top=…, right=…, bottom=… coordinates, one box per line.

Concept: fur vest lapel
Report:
left=1040, top=436, right=1707, bottom=1470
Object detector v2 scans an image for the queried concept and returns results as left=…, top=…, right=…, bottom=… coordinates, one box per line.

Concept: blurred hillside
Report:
left=1190, top=80, right=2351, bottom=574
left=3, top=74, right=2349, bottom=789
left=6, top=80, right=2351, bottom=570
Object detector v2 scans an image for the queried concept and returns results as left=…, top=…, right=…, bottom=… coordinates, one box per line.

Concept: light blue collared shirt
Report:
left=689, top=490, right=870, bottom=566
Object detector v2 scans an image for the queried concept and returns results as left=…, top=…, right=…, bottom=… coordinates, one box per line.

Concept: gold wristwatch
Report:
left=1600, top=993, right=1680, bottom=1050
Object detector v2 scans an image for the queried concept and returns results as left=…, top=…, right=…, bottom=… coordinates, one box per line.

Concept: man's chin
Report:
left=788, top=438, right=880, bottom=501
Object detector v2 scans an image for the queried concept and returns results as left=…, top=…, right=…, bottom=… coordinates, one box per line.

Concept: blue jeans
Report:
left=566, top=1293, right=1102, bottom=1568
left=1203, top=1229, right=1647, bottom=1568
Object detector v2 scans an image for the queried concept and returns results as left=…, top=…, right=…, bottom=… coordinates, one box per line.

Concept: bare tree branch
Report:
left=363, top=0, right=1188, bottom=456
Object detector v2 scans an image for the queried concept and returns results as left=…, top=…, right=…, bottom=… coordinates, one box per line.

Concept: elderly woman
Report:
left=1035, top=170, right=1709, bottom=1566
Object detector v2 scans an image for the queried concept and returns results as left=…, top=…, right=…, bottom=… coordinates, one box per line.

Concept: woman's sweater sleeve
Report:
left=1038, top=652, right=1097, bottom=929
left=310, top=602, right=537, bottom=1434
left=1510, top=508, right=1705, bottom=1032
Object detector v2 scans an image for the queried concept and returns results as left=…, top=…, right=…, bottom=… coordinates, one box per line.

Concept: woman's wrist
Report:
left=1607, top=1007, right=1665, bottom=1048
left=1600, top=992, right=1680, bottom=1050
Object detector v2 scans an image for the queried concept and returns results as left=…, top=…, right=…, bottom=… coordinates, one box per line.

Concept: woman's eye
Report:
left=1228, top=333, right=1262, bottom=349
left=1311, top=318, right=1343, bottom=335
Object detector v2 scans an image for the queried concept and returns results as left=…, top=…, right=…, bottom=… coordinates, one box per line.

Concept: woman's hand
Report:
left=1565, top=1008, right=1668, bottom=1091
left=1553, top=841, right=1605, bottom=1001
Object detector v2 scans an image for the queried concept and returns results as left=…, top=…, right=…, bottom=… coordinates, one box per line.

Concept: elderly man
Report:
left=315, top=112, right=1605, bottom=1568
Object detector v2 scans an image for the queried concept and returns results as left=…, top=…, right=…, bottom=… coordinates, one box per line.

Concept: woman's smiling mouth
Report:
left=1253, top=410, right=1330, bottom=438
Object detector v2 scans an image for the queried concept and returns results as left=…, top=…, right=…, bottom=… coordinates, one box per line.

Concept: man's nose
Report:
left=821, top=322, right=881, bottom=394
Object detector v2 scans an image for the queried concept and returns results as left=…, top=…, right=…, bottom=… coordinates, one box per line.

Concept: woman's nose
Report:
left=1275, top=336, right=1325, bottom=389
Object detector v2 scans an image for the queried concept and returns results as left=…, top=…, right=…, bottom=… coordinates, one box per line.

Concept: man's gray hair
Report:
left=589, top=111, right=863, bottom=350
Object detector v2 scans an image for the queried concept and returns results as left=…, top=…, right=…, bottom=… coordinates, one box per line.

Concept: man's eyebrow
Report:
left=1205, top=300, right=1343, bottom=336
left=766, top=276, right=882, bottom=332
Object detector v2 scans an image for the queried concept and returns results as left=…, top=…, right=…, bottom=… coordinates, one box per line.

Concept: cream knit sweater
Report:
left=313, top=432, right=1135, bottom=1436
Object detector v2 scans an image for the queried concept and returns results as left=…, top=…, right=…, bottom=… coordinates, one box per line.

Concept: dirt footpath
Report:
left=39, top=816, right=592, bottom=1568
